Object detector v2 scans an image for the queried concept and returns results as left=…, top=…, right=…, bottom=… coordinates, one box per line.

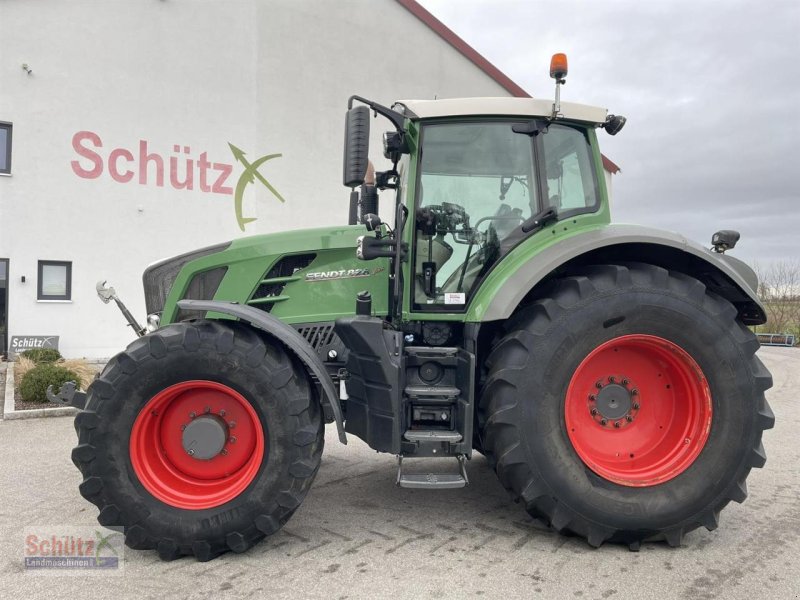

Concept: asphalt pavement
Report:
left=0, top=346, right=797, bottom=600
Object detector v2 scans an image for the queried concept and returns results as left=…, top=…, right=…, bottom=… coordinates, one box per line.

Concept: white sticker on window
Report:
left=444, top=292, right=466, bottom=305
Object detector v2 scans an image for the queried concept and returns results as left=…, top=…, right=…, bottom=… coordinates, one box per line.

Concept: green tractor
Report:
left=68, top=55, right=773, bottom=560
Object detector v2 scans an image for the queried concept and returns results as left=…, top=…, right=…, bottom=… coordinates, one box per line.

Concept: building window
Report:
left=38, top=260, right=72, bottom=301
left=0, top=122, right=11, bottom=175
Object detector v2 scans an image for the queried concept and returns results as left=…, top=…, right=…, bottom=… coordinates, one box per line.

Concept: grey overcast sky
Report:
left=418, top=0, right=800, bottom=266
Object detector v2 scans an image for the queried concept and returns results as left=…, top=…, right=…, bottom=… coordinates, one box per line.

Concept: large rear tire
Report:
left=479, top=263, right=774, bottom=549
left=72, top=320, right=323, bottom=561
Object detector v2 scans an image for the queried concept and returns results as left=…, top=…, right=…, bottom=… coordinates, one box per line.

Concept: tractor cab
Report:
left=343, top=55, right=620, bottom=324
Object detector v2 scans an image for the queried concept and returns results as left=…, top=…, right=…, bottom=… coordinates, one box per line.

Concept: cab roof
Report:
left=396, top=97, right=608, bottom=125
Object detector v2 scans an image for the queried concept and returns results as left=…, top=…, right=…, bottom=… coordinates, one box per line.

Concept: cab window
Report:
left=413, top=122, right=536, bottom=309
left=411, top=120, right=599, bottom=311
left=541, top=124, right=599, bottom=213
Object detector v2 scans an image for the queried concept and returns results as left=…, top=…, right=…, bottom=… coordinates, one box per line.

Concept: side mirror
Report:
left=343, top=105, right=370, bottom=188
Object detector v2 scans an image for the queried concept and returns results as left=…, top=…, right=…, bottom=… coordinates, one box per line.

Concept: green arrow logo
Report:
left=229, top=143, right=285, bottom=231
left=95, top=529, right=122, bottom=558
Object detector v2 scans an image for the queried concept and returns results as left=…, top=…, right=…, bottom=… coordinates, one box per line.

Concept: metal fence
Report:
left=757, top=333, right=797, bottom=347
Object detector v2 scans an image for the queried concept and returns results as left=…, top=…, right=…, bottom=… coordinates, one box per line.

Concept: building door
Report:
left=0, top=259, right=8, bottom=356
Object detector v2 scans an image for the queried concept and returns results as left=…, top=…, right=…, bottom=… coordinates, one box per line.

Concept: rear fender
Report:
left=478, top=224, right=766, bottom=325
left=177, top=299, right=346, bottom=443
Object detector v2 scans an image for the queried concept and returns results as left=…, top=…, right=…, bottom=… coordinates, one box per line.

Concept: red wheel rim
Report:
left=129, top=380, right=264, bottom=509
left=565, top=335, right=712, bottom=487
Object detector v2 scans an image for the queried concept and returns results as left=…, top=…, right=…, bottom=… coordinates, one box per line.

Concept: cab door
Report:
left=405, top=119, right=602, bottom=319
left=407, top=120, right=538, bottom=314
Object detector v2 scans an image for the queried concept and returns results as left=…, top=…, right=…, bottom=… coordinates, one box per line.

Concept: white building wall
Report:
left=0, top=0, right=512, bottom=358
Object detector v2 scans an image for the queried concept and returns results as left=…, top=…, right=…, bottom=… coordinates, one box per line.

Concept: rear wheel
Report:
left=479, top=263, right=774, bottom=549
left=72, top=320, right=323, bottom=561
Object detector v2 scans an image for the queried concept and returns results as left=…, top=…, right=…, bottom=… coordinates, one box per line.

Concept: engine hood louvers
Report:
left=247, top=253, right=316, bottom=312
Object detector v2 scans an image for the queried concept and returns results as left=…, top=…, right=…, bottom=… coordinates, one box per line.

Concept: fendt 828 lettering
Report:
left=60, top=55, right=773, bottom=561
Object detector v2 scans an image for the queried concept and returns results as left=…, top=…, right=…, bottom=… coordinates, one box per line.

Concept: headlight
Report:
left=382, top=130, right=408, bottom=160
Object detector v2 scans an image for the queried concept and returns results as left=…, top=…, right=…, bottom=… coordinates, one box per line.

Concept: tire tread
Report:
left=71, top=320, right=324, bottom=561
left=479, top=263, right=773, bottom=550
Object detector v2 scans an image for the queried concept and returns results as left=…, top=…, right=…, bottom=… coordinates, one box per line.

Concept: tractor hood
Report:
left=151, top=225, right=390, bottom=326
left=226, top=225, right=368, bottom=258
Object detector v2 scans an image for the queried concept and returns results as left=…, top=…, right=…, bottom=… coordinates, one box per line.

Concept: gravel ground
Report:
left=0, top=347, right=797, bottom=600
left=13, top=396, right=68, bottom=412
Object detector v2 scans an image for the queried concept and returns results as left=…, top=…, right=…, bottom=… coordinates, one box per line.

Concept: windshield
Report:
left=412, top=120, right=598, bottom=310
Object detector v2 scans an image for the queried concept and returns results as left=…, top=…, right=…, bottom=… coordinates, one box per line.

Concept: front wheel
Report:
left=480, top=263, right=774, bottom=549
left=72, top=320, right=323, bottom=561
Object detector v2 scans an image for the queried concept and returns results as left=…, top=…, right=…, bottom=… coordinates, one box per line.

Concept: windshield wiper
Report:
left=521, top=207, right=559, bottom=233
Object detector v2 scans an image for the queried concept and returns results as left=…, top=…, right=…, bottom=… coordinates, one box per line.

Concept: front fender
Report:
left=473, top=224, right=766, bottom=324
left=177, top=299, right=346, bottom=444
